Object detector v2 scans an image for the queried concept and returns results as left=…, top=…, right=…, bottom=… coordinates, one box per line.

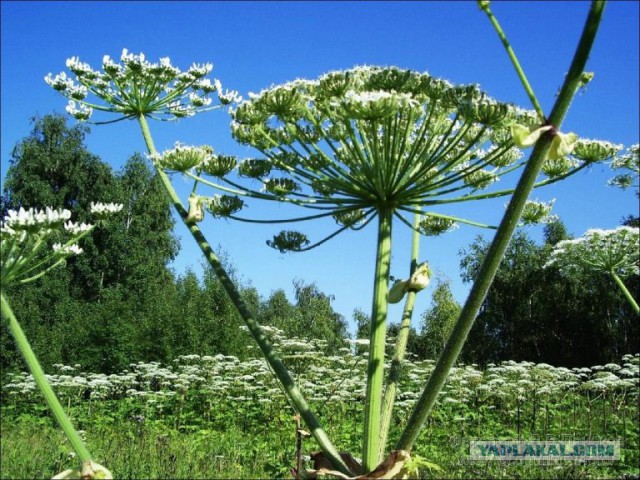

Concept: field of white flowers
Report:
left=3, top=326, right=638, bottom=434
left=2, top=327, right=639, bottom=478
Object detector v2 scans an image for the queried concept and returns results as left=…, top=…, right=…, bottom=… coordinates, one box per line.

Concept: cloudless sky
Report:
left=1, top=1, right=638, bottom=334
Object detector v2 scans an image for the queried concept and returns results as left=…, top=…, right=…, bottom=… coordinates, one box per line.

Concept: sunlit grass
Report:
left=1, top=332, right=638, bottom=478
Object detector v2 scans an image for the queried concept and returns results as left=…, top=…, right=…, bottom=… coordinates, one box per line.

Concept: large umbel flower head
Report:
left=545, top=226, right=640, bottom=279
left=156, top=66, right=615, bottom=250
left=0, top=203, right=122, bottom=288
left=545, top=226, right=639, bottom=314
left=45, top=49, right=241, bottom=122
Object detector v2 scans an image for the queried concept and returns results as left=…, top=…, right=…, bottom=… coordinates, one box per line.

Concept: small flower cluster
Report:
left=519, top=199, right=558, bottom=225
left=150, top=143, right=214, bottom=173
left=609, top=143, right=639, bottom=192
left=89, top=202, right=123, bottom=220
left=418, top=215, right=459, bottom=236
left=545, top=226, right=640, bottom=279
left=46, top=49, right=241, bottom=122
left=1, top=203, right=121, bottom=288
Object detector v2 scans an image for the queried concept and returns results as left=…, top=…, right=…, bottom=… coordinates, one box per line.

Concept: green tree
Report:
left=1, top=114, right=179, bottom=372
left=417, top=280, right=461, bottom=360
left=459, top=220, right=639, bottom=366
left=291, top=280, right=348, bottom=353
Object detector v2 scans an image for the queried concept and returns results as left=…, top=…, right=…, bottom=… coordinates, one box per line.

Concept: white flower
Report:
left=44, top=72, right=74, bottom=91
left=546, top=226, right=640, bottom=279
left=189, top=92, right=212, bottom=107
left=53, top=243, right=83, bottom=256
left=64, top=221, right=92, bottom=235
left=90, top=202, right=123, bottom=215
left=65, top=100, right=92, bottom=120
left=65, top=56, right=95, bottom=76
left=89, top=202, right=123, bottom=221
left=4, top=207, right=71, bottom=231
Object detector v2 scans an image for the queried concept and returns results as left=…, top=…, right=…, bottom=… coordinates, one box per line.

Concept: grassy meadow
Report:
left=1, top=330, right=638, bottom=479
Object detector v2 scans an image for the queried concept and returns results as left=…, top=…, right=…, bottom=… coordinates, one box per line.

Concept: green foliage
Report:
left=459, top=220, right=640, bottom=366
left=0, top=114, right=350, bottom=373
left=2, top=353, right=638, bottom=478
left=417, top=280, right=461, bottom=359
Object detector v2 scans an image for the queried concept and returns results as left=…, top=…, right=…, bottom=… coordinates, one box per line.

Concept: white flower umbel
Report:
left=217, top=65, right=617, bottom=253
left=1, top=206, right=103, bottom=288
left=546, top=226, right=639, bottom=278
left=150, top=143, right=213, bottom=173
left=518, top=199, right=558, bottom=225
left=546, top=226, right=640, bottom=313
left=3, top=207, right=71, bottom=233
left=1, top=208, right=81, bottom=288
left=52, top=243, right=84, bottom=256
left=89, top=202, right=123, bottom=220
left=1, top=202, right=123, bottom=472
left=46, top=49, right=241, bottom=122
left=609, top=144, right=639, bottom=193
left=64, top=221, right=92, bottom=235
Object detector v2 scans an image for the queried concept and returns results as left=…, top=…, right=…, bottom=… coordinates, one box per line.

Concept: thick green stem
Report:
left=136, top=114, right=351, bottom=476
left=396, top=0, right=606, bottom=452
left=611, top=271, right=640, bottom=315
left=362, top=208, right=393, bottom=471
left=1, top=293, right=92, bottom=463
left=378, top=212, right=421, bottom=459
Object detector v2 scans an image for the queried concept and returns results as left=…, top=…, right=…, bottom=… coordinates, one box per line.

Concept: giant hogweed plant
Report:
left=546, top=226, right=640, bottom=314
left=1, top=203, right=122, bottom=479
left=44, top=1, right=615, bottom=476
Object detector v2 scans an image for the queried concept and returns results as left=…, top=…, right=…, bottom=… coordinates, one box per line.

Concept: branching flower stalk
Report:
left=1, top=205, right=119, bottom=479
left=198, top=63, right=605, bottom=470
left=545, top=226, right=640, bottom=314
left=47, top=15, right=617, bottom=471
left=378, top=212, right=428, bottom=459
left=46, top=50, right=351, bottom=475
left=395, top=0, right=607, bottom=453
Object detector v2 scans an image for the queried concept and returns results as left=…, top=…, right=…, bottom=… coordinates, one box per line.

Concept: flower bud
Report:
left=510, top=123, right=553, bottom=148
left=548, top=132, right=577, bottom=160
left=52, top=461, right=112, bottom=479
left=186, top=194, right=205, bottom=223
left=407, top=262, right=431, bottom=292
left=388, top=280, right=408, bottom=304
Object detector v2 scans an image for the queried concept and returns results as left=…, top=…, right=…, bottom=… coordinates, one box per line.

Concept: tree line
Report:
left=1, top=115, right=637, bottom=375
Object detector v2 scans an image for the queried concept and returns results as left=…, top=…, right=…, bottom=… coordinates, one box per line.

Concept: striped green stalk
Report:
left=362, top=208, right=393, bottom=472
left=396, top=0, right=607, bottom=452
left=136, top=114, right=352, bottom=476
left=611, top=271, right=640, bottom=314
left=378, top=212, right=421, bottom=459
left=1, top=293, right=93, bottom=463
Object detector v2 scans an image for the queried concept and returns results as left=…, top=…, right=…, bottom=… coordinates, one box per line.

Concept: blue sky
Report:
left=1, top=1, right=638, bottom=334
